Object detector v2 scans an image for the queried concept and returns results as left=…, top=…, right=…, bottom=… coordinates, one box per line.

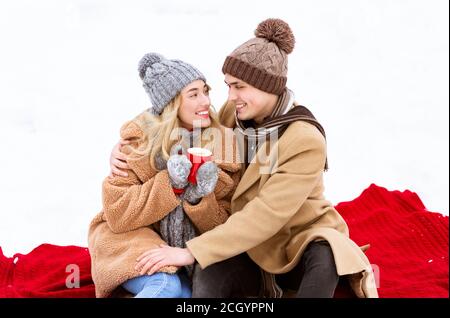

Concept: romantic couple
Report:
left=88, top=18, right=378, bottom=298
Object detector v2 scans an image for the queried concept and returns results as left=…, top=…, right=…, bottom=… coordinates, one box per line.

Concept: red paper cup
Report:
left=187, top=147, right=212, bottom=185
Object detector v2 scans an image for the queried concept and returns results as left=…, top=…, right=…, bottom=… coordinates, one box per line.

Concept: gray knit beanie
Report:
left=138, top=53, right=206, bottom=115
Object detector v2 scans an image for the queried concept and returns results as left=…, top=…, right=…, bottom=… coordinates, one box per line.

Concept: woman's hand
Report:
left=184, top=161, right=218, bottom=204
left=109, top=139, right=131, bottom=177
left=135, top=245, right=195, bottom=276
left=167, top=145, right=192, bottom=189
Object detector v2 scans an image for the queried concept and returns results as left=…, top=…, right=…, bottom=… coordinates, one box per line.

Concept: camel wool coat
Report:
left=186, top=102, right=379, bottom=298
left=88, top=110, right=241, bottom=298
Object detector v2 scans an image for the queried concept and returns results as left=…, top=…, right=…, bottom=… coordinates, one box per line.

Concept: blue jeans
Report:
left=122, top=272, right=191, bottom=298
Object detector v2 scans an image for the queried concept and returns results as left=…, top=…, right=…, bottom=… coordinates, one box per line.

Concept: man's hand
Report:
left=135, top=245, right=195, bottom=276
left=109, top=139, right=131, bottom=177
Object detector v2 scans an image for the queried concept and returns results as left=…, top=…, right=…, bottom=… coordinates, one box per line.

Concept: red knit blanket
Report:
left=1, top=184, right=448, bottom=298
left=335, top=184, right=449, bottom=298
left=0, top=244, right=95, bottom=298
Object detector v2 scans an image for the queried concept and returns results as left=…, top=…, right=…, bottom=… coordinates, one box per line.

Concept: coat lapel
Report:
left=232, top=134, right=282, bottom=201
left=232, top=160, right=261, bottom=201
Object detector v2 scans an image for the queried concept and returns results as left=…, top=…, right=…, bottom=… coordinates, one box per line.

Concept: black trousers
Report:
left=192, top=241, right=339, bottom=298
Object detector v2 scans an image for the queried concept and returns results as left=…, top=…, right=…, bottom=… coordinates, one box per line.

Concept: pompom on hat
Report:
left=222, top=18, right=296, bottom=95
left=138, top=53, right=206, bottom=115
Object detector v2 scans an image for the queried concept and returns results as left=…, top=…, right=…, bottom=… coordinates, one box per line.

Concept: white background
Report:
left=0, top=0, right=448, bottom=257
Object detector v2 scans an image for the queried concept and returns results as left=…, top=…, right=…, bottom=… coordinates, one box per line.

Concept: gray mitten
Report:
left=184, top=161, right=219, bottom=204
left=167, top=145, right=192, bottom=189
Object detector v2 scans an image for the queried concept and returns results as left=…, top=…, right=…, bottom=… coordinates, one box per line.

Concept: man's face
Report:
left=224, top=74, right=278, bottom=123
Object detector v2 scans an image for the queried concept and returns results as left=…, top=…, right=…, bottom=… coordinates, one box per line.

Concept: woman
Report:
left=88, top=53, right=241, bottom=298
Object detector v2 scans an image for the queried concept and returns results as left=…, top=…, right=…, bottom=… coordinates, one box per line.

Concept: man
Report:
left=112, top=18, right=378, bottom=298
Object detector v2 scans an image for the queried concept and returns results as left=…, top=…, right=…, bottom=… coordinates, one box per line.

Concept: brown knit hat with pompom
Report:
left=222, top=18, right=295, bottom=95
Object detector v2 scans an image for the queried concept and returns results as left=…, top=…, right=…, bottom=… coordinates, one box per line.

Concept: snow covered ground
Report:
left=0, top=0, right=448, bottom=257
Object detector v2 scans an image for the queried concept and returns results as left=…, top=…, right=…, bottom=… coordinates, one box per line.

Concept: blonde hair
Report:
left=136, top=89, right=222, bottom=170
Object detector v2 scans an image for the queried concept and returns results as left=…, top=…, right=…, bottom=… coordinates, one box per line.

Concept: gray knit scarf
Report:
left=157, top=131, right=198, bottom=277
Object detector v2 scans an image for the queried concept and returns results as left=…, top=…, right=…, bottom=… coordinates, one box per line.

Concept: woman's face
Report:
left=178, top=80, right=211, bottom=130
